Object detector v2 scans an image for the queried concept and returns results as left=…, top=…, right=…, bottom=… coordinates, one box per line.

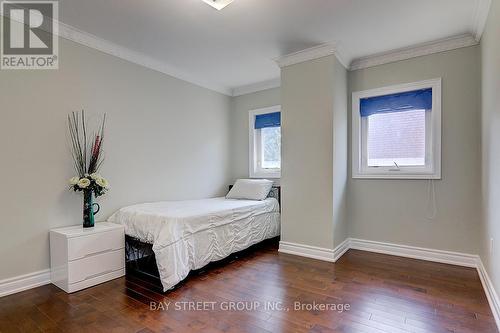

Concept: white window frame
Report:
left=249, top=105, right=281, bottom=179
left=352, top=78, right=442, bottom=179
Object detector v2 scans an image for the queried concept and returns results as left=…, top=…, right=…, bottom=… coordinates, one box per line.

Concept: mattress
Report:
left=108, top=197, right=280, bottom=291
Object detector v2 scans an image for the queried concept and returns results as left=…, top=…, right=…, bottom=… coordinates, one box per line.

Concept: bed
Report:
left=108, top=186, right=280, bottom=291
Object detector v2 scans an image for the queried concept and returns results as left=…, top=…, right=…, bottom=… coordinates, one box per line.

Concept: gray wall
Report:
left=0, top=38, right=232, bottom=280
left=1, top=23, right=485, bottom=283
left=281, top=55, right=347, bottom=250
left=348, top=46, right=482, bottom=254
left=229, top=88, right=280, bottom=182
left=232, top=48, right=482, bottom=254
left=333, top=61, right=348, bottom=248
left=480, top=0, right=500, bottom=302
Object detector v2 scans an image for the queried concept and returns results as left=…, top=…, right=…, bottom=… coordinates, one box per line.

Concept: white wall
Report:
left=348, top=46, right=482, bottom=254
left=480, top=0, right=500, bottom=301
left=229, top=88, right=280, bottom=182
left=0, top=37, right=232, bottom=280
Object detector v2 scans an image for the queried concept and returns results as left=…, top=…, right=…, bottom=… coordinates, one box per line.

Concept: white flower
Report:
left=77, top=178, right=91, bottom=189
left=90, top=173, right=101, bottom=180
left=96, top=177, right=109, bottom=189
left=69, top=177, right=80, bottom=185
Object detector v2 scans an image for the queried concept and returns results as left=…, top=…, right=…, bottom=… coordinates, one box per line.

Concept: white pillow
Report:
left=226, top=179, right=273, bottom=201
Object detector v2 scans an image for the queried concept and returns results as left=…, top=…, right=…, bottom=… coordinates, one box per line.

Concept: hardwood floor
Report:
left=0, top=239, right=497, bottom=333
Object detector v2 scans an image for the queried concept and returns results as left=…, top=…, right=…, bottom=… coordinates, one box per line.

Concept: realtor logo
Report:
left=1, top=0, right=58, bottom=69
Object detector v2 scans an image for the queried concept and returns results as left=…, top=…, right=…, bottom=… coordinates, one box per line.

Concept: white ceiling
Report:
left=59, top=0, right=487, bottom=95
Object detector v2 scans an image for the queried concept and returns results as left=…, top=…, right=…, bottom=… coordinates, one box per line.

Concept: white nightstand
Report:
left=50, top=222, right=125, bottom=293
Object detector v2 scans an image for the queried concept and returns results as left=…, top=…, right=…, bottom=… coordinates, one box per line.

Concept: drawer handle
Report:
left=82, top=249, right=116, bottom=258
left=84, top=270, right=114, bottom=281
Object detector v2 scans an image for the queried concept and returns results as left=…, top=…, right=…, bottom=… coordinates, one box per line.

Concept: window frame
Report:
left=352, top=78, right=442, bottom=179
left=249, top=105, right=281, bottom=179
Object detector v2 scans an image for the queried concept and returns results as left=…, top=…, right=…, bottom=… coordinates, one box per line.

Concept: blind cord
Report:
left=426, top=179, right=437, bottom=220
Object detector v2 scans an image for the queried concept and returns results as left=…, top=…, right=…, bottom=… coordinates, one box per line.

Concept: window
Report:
left=352, top=79, right=441, bottom=179
left=249, top=106, right=281, bottom=178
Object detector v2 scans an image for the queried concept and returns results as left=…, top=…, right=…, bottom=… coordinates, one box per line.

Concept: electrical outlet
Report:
left=490, top=238, right=494, bottom=255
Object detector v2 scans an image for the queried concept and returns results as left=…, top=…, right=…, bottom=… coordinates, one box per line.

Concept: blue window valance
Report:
left=360, top=88, right=432, bottom=117
left=255, top=112, right=281, bottom=129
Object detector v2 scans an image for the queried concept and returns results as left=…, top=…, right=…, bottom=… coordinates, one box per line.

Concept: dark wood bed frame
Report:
left=125, top=186, right=281, bottom=290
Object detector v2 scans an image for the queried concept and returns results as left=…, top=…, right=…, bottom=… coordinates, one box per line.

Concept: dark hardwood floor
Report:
left=0, top=240, right=497, bottom=333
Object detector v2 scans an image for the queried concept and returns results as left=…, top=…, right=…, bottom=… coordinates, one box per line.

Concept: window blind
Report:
left=254, top=112, right=281, bottom=129
left=360, top=88, right=432, bottom=117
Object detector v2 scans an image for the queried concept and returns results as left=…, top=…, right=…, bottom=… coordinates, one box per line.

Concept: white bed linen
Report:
left=108, top=197, right=280, bottom=291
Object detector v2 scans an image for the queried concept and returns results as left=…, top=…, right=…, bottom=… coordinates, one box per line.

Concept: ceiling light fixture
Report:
left=201, top=0, right=234, bottom=10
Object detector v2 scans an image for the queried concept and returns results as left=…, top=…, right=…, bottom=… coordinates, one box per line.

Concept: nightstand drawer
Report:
left=68, top=229, right=124, bottom=261
left=68, top=249, right=124, bottom=284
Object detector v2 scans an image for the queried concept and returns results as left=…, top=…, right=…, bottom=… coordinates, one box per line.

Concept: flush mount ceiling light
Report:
left=201, top=0, right=234, bottom=10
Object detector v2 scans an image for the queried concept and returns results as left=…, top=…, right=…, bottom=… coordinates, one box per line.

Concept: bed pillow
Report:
left=226, top=179, right=273, bottom=201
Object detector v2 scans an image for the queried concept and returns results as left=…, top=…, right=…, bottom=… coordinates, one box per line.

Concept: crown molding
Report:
left=333, top=43, right=351, bottom=70
left=349, top=34, right=478, bottom=71
left=231, top=78, right=281, bottom=96
left=275, top=42, right=349, bottom=69
left=236, top=33, right=479, bottom=96
left=472, top=0, right=492, bottom=41
left=0, top=10, right=232, bottom=95
left=1, top=3, right=490, bottom=95
left=56, top=22, right=232, bottom=95
left=235, top=42, right=350, bottom=96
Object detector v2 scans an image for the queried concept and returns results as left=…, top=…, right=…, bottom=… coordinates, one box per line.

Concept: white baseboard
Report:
left=2, top=238, right=499, bottom=331
left=280, top=237, right=499, bottom=330
left=279, top=238, right=479, bottom=267
left=0, top=269, right=51, bottom=298
left=278, top=238, right=351, bottom=263
left=477, top=259, right=500, bottom=330
left=279, top=241, right=336, bottom=262
left=333, top=238, right=350, bottom=262
left=349, top=238, right=479, bottom=268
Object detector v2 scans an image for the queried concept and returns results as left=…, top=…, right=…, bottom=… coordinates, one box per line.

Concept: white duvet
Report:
left=108, top=197, right=280, bottom=291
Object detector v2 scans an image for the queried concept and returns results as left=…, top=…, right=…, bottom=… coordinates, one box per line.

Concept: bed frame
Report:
left=125, top=186, right=281, bottom=290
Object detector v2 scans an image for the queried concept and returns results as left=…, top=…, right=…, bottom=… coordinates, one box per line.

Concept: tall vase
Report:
left=83, top=190, right=100, bottom=228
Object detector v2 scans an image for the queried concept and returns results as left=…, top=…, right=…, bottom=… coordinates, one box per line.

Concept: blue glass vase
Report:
left=83, top=190, right=100, bottom=228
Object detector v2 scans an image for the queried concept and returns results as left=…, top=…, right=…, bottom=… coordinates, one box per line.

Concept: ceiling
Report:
left=59, top=0, right=487, bottom=95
